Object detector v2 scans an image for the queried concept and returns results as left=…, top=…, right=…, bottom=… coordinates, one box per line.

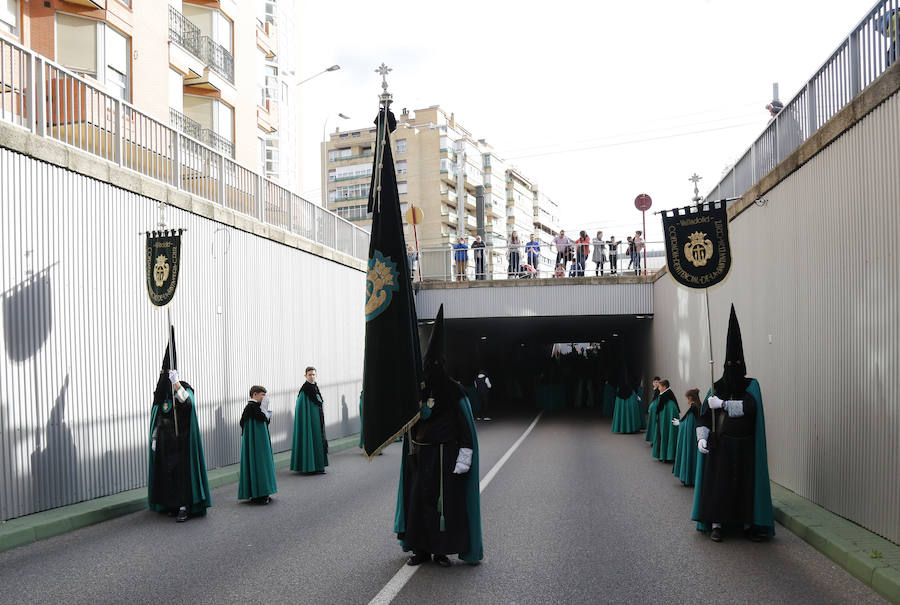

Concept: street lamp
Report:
left=322, top=113, right=351, bottom=206
left=296, top=64, right=340, bottom=86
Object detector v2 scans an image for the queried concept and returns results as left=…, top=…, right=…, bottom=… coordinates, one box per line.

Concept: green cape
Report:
left=611, top=390, right=642, bottom=434
left=394, top=396, right=483, bottom=564
left=537, top=383, right=566, bottom=410
left=652, top=397, right=680, bottom=461
left=147, top=389, right=212, bottom=515
left=290, top=390, right=329, bottom=472
left=691, top=379, right=774, bottom=537
left=645, top=397, right=659, bottom=443
left=672, top=412, right=697, bottom=485
left=464, top=385, right=481, bottom=416
left=238, top=416, right=277, bottom=499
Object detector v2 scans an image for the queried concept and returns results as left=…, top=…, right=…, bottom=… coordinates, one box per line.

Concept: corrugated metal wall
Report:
left=0, top=148, right=365, bottom=521
left=651, top=91, right=900, bottom=544
left=416, top=282, right=653, bottom=319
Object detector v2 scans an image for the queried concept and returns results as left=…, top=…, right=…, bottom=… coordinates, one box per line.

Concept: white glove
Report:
left=698, top=438, right=709, bottom=454
left=168, top=370, right=179, bottom=385
left=708, top=395, right=724, bottom=409
left=671, top=418, right=680, bottom=426
left=151, top=439, right=157, bottom=452
left=453, top=447, right=473, bottom=474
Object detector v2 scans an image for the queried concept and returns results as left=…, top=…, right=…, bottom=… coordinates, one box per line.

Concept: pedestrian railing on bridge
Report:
left=706, top=0, right=900, bottom=202
left=410, top=242, right=666, bottom=282
left=0, top=37, right=369, bottom=262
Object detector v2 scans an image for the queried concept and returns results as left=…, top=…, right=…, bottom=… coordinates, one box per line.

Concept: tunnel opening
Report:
left=418, top=315, right=654, bottom=418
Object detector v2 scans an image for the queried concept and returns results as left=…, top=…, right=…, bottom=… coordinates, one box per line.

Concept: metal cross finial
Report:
left=689, top=173, right=703, bottom=202
left=376, top=63, right=392, bottom=94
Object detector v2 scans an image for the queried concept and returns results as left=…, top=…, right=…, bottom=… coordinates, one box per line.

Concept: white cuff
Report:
left=696, top=426, right=710, bottom=442
left=725, top=400, right=744, bottom=418
left=175, top=386, right=189, bottom=403
left=456, top=447, right=473, bottom=467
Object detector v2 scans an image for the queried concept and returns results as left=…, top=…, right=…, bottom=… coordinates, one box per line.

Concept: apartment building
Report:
left=323, top=105, right=561, bottom=275
left=0, top=0, right=299, bottom=190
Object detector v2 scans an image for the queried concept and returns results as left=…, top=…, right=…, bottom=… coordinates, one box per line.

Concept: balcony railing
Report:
left=201, top=127, right=234, bottom=158
left=0, top=36, right=368, bottom=262
left=169, top=108, right=202, bottom=140
left=167, top=6, right=234, bottom=85
left=200, top=36, right=234, bottom=84
left=168, top=6, right=202, bottom=58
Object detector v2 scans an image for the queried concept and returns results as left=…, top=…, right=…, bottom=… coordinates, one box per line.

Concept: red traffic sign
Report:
left=634, top=194, right=652, bottom=211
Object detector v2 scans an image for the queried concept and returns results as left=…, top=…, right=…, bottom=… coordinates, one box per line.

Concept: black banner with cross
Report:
left=145, top=230, right=183, bottom=307
left=661, top=202, right=732, bottom=289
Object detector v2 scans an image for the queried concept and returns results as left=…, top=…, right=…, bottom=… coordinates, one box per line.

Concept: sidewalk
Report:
left=0, top=435, right=360, bottom=554
left=771, top=482, right=900, bottom=604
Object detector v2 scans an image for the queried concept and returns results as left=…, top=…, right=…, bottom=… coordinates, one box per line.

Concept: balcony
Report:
left=168, top=6, right=235, bottom=90
left=169, top=108, right=202, bottom=139
left=200, top=128, right=234, bottom=158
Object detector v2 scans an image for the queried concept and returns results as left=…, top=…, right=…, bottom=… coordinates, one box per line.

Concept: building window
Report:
left=329, top=183, right=370, bottom=202
left=395, top=139, right=407, bottom=153
left=56, top=13, right=131, bottom=101
left=265, top=137, right=279, bottom=177
left=396, top=160, right=407, bottom=175
left=335, top=204, right=370, bottom=221
left=328, top=148, right=351, bottom=162
left=1, top=0, right=19, bottom=36
left=483, top=154, right=491, bottom=169
left=397, top=181, right=407, bottom=195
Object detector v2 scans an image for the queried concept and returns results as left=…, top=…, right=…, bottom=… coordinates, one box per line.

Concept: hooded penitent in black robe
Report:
left=147, top=330, right=211, bottom=515
left=691, top=305, right=774, bottom=537
left=396, top=305, right=483, bottom=563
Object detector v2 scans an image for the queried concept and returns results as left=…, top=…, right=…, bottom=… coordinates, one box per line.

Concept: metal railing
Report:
left=706, top=0, right=900, bottom=203
left=167, top=6, right=234, bottom=84
left=200, top=36, right=234, bottom=84
left=200, top=127, right=234, bottom=158
left=169, top=107, right=202, bottom=139
left=167, top=5, right=202, bottom=58
left=0, top=36, right=368, bottom=262
left=409, top=242, right=666, bottom=282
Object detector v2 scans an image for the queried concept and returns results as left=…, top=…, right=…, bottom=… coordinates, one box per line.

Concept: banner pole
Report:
left=167, top=307, right=179, bottom=437
left=705, top=287, right=716, bottom=435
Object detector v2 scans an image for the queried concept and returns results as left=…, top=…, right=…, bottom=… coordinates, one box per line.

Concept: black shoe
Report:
left=176, top=508, right=189, bottom=523
left=710, top=527, right=722, bottom=542
left=433, top=555, right=451, bottom=567
left=407, top=552, right=430, bottom=566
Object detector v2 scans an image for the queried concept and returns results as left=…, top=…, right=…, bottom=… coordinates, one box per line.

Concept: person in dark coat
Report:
left=691, top=305, right=774, bottom=542
left=395, top=305, right=483, bottom=567
left=148, top=328, right=211, bottom=522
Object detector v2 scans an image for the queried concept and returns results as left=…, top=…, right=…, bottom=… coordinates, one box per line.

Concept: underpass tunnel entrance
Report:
left=419, top=315, right=653, bottom=415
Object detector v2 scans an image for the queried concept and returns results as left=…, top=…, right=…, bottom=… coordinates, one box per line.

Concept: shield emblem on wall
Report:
left=145, top=230, right=183, bottom=307
left=661, top=202, right=732, bottom=289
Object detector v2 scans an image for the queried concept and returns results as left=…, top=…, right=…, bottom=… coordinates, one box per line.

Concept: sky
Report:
left=296, top=0, right=878, bottom=247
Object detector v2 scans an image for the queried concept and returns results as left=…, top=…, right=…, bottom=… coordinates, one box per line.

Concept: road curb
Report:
left=0, top=435, right=361, bottom=555
left=771, top=482, right=900, bottom=604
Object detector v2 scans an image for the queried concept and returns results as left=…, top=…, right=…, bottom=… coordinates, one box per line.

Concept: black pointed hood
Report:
left=424, top=305, right=446, bottom=370
left=161, top=326, right=177, bottom=372
left=713, top=304, right=751, bottom=396
left=422, top=305, right=463, bottom=404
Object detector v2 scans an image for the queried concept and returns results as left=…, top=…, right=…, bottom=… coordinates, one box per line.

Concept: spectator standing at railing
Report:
left=472, top=235, right=487, bottom=280
left=591, top=231, right=606, bottom=276
left=625, top=237, right=635, bottom=272
left=633, top=230, right=645, bottom=275
left=552, top=230, right=572, bottom=272
left=508, top=231, right=522, bottom=278
left=525, top=234, right=541, bottom=273
left=608, top=236, right=619, bottom=275
left=453, top=237, right=469, bottom=282
left=407, top=245, right=418, bottom=281
left=574, top=231, right=590, bottom=277
left=879, top=9, right=899, bottom=66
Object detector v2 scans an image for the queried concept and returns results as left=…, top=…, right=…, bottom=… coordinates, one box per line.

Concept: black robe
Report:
left=400, top=380, right=474, bottom=556
left=696, top=379, right=758, bottom=524
left=149, top=378, right=196, bottom=510
left=300, top=381, right=328, bottom=456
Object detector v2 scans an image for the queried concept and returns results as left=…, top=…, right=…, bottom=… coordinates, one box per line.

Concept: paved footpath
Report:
left=0, top=409, right=893, bottom=604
